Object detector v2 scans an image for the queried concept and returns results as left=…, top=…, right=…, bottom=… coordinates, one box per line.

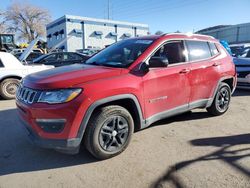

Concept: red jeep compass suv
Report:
left=16, top=33, right=236, bottom=159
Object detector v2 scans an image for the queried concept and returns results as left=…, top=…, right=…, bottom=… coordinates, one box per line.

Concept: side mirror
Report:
left=148, top=57, right=169, bottom=68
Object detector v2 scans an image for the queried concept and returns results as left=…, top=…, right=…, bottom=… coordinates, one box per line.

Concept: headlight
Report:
left=246, top=73, right=250, bottom=79
left=38, top=88, right=82, bottom=104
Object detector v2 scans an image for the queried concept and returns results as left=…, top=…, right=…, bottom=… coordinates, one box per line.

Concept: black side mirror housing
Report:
left=148, top=57, right=169, bottom=68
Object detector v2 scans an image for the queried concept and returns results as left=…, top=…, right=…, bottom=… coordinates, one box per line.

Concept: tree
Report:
left=155, top=30, right=164, bottom=35
left=4, top=2, right=51, bottom=42
left=0, top=10, right=7, bottom=33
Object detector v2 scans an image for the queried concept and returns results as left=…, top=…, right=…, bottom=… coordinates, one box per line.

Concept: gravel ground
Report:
left=0, top=90, right=249, bottom=188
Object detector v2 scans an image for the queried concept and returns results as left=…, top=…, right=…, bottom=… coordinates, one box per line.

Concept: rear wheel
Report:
left=0, top=78, right=20, bottom=99
left=84, top=105, right=134, bottom=159
left=207, top=82, right=231, bottom=116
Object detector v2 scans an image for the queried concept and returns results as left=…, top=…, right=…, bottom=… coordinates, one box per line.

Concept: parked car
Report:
left=11, top=48, right=43, bottom=55
left=76, top=48, right=100, bottom=57
left=0, top=52, right=53, bottom=99
left=14, top=52, right=43, bottom=64
left=234, top=57, right=250, bottom=89
left=240, top=48, right=250, bottom=58
left=230, top=44, right=250, bottom=57
left=220, top=41, right=250, bottom=89
left=32, top=52, right=89, bottom=67
left=16, top=33, right=236, bottom=159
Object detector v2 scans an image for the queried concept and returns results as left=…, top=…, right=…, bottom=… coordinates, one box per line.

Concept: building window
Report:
left=110, top=32, right=118, bottom=37
left=59, top=29, right=65, bottom=38
left=94, top=31, right=103, bottom=39
left=123, top=33, right=131, bottom=38
left=47, top=34, right=52, bottom=41
left=53, top=31, right=59, bottom=40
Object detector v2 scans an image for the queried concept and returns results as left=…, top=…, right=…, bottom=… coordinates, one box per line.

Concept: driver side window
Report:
left=152, top=41, right=186, bottom=64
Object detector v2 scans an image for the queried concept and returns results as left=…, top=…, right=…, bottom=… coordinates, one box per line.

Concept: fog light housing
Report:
left=36, top=119, right=66, bottom=133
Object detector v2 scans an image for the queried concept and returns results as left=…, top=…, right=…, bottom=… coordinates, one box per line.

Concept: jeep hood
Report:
left=23, top=64, right=123, bottom=89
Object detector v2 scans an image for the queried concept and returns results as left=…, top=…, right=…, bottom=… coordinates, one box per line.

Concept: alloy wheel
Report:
left=99, top=116, right=129, bottom=152
left=216, top=87, right=230, bottom=112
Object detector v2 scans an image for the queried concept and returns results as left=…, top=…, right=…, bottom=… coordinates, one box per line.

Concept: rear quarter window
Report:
left=209, top=42, right=219, bottom=56
left=186, top=40, right=212, bottom=61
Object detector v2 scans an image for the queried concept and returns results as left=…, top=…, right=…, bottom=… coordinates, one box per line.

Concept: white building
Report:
left=46, top=15, right=149, bottom=52
left=197, top=22, right=250, bottom=44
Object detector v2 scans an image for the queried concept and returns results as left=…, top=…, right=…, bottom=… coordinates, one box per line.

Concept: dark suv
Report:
left=16, top=33, right=236, bottom=159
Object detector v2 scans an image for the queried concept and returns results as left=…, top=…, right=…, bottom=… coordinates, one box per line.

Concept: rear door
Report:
left=186, top=40, right=221, bottom=103
left=143, top=40, right=191, bottom=119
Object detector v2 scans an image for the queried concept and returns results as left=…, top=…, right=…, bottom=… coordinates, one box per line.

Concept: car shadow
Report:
left=150, top=134, right=250, bottom=188
left=0, top=108, right=212, bottom=176
left=0, top=108, right=98, bottom=176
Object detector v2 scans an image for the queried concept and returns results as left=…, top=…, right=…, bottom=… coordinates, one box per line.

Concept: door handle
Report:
left=213, top=62, right=221, bottom=67
left=179, top=68, right=191, bottom=74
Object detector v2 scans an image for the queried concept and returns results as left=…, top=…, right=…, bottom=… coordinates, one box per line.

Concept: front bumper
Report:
left=16, top=90, right=92, bottom=153
left=20, top=117, right=81, bottom=154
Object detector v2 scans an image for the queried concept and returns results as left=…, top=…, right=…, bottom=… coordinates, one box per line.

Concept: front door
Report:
left=143, top=40, right=191, bottom=120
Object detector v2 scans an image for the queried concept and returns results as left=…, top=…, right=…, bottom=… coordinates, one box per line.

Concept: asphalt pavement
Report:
left=0, top=90, right=249, bottom=188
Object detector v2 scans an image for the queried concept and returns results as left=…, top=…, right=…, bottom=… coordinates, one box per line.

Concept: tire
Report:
left=0, top=78, right=20, bottom=100
left=84, top=105, right=134, bottom=159
left=207, top=82, right=231, bottom=116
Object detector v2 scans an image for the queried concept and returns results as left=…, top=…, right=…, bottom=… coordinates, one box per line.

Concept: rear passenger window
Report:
left=209, top=42, right=219, bottom=56
left=186, top=41, right=211, bottom=61
left=0, top=59, right=4, bottom=67
left=152, top=41, right=186, bottom=64
left=69, top=53, right=82, bottom=60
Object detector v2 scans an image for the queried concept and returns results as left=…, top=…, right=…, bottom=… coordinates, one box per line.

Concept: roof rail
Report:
left=160, top=32, right=215, bottom=39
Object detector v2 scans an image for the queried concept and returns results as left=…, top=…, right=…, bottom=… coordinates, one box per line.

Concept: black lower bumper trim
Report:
left=20, top=117, right=81, bottom=153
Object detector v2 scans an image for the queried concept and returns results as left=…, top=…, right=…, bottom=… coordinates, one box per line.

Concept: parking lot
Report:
left=0, top=89, right=249, bottom=188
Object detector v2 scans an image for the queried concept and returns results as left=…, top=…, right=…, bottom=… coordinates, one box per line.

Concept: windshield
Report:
left=85, top=39, right=154, bottom=67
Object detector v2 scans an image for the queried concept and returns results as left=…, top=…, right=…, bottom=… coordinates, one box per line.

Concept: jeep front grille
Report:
left=16, top=86, right=38, bottom=104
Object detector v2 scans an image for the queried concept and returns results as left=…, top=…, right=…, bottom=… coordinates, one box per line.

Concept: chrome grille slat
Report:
left=16, top=85, right=37, bottom=104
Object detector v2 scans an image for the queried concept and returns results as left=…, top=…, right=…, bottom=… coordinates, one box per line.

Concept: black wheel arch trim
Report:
left=76, top=94, right=145, bottom=141
left=206, top=76, right=235, bottom=108
left=0, top=75, right=22, bottom=82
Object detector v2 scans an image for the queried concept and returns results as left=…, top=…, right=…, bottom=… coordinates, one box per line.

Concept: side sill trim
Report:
left=144, top=99, right=211, bottom=128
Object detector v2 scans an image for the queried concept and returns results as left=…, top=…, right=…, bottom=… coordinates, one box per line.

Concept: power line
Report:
left=113, top=0, right=176, bottom=14
left=114, top=0, right=192, bottom=15
left=108, top=0, right=110, bottom=19
left=114, top=0, right=208, bottom=20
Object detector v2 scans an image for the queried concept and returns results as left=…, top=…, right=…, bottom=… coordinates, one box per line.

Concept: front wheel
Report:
left=207, top=82, right=231, bottom=116
left=84, top=105, right=134, bottom=159
left=0, top=78, right=20, bottom=99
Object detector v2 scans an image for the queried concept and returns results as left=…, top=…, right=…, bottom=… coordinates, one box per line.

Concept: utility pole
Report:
left=107, top=0, right=111, bottom=20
